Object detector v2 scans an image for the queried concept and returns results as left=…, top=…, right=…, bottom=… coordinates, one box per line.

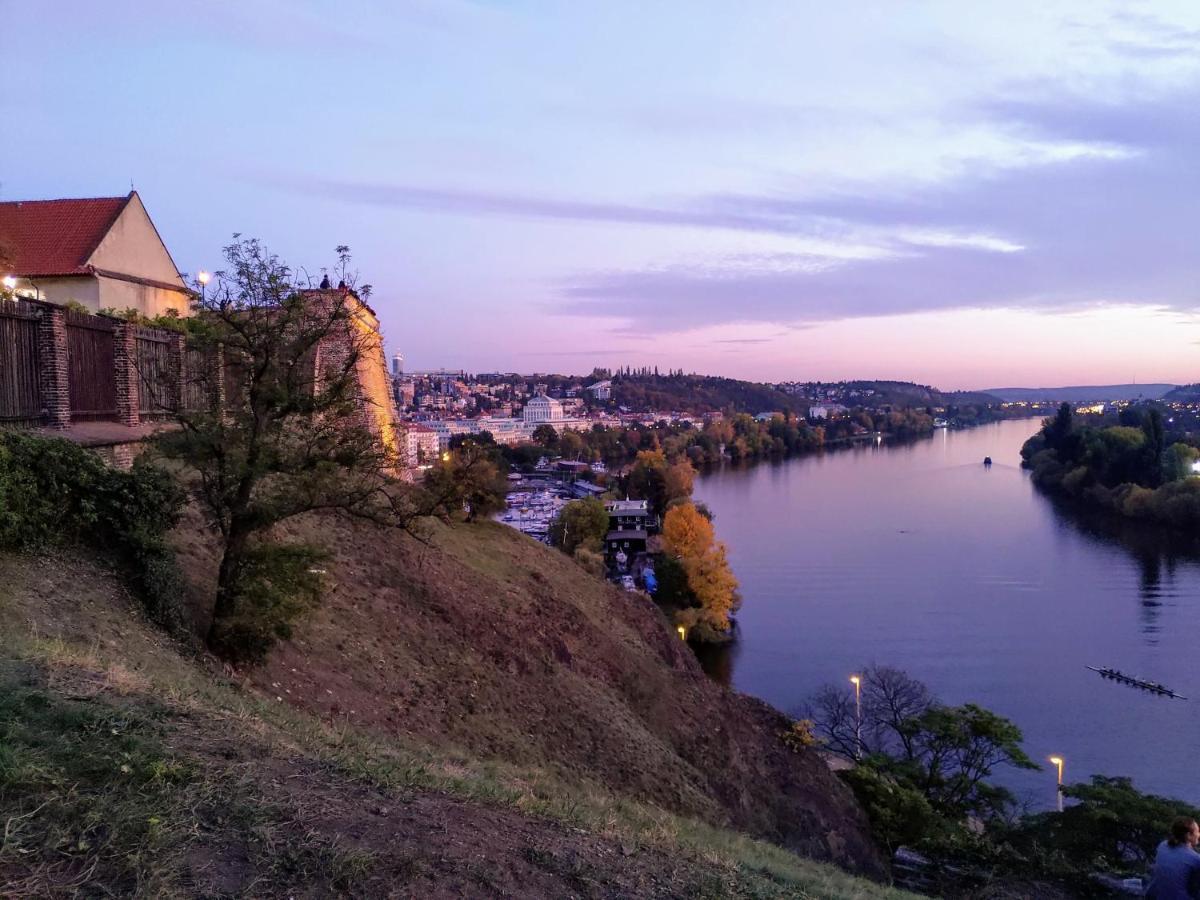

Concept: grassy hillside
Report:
left=172, top=512, right=882, bottom=871
left=1, top=528, right=916, bottom=897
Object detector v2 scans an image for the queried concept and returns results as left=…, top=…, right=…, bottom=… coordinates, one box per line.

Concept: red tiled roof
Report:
left=0, top=193, right=132, bottom=277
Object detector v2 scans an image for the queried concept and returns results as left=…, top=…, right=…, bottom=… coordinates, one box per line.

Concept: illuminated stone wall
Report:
left=307, top=289, right=402, bottom=470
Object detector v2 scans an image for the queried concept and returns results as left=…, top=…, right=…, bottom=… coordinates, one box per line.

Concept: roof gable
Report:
left=87, top=192, right=185, bottom=288
left=0, top=193, right=132, bottom=277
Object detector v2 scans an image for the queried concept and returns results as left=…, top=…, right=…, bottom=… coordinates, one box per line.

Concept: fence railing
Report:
left=0, top=298, right=199, bottom=429
left=0, top=299, right=43, bottom=424
left=64, top=308, right=118, bottom=420
left=136, top=329, right=175, bottom=415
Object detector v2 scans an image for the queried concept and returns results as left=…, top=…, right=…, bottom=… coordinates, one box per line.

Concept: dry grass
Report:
left=0, top=550, right=919, bottom=899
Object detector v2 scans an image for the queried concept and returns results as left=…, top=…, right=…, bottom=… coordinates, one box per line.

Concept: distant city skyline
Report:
left=5, top=2, right=1199, bottom=390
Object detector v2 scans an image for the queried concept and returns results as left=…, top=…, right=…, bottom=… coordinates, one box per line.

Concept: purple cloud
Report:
left=559, top=87, right=1200, bottom=330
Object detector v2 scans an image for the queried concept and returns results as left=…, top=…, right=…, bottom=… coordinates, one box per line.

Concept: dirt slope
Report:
left=2, top=551, right=916, bottom=899
left=172, top=516, right=885, bottom=877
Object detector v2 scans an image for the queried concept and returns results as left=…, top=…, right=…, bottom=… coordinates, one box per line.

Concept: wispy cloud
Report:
left=557, top=87, right=1200, bottom=332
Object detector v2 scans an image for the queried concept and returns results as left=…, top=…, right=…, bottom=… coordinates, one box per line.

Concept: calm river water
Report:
left=693, top=418, right=1200, bottom=809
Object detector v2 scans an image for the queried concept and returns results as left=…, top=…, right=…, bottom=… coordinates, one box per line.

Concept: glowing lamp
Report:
left=1, top=275, right=16, bottom=290
left=197, top=270, right=211, bottom=286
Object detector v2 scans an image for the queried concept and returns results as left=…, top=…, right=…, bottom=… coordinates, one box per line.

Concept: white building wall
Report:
left=12, top=277, right=100, bottom=310
left=88, top=194, right=187, bottom=288
left=97, top=277, right=189, bottom=317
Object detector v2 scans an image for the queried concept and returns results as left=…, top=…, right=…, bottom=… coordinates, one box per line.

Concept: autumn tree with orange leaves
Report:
left=661, top=501, right=741, bottom=641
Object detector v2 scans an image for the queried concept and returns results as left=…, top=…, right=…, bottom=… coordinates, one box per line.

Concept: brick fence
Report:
left=0, top=298, right=203, bottom=430
left=1, top=292, right=401, bottom=465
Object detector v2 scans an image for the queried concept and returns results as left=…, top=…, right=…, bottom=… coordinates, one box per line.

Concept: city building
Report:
left=403, top=422, right=440, bottom=467
left=809, top=404, right=849, bottom=420
left=392, top=376, right=415, bottom=409
left=0, top=191, right=190, bottom=317
left=587, top=379, right=612, bottom=401
left=391, top=352, right=404, bottom=375
left=605, top=499, right=651, bottom=531
left=605, top=529, right=647, bottom=570
left=523, top=390, right=565, bottom=425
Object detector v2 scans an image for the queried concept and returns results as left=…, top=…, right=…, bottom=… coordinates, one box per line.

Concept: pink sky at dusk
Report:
left=4, top=1, right=1199, bottom=390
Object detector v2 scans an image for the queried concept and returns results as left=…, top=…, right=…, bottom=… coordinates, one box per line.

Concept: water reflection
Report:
left=691, top=628, right=740, bottom=687
left=1041, top=497, right=1200, bottom=643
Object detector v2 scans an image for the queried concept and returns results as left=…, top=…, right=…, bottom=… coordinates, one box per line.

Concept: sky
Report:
left=3, top=1, right=1199, bottom=390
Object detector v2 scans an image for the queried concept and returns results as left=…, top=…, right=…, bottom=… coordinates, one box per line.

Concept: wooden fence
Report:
left=182, top=346, right=214, bottom=412
left=0, top=300, right=41, bottom=423
left=64, top=308, right=118, bottom=420
left=136, top=329, right=174, bottom=415
left=0, top=299, right=194, bottom=428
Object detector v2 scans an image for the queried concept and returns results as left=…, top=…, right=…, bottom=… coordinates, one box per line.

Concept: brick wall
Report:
left=35, top=305, right=70, bottom=429
left=113, top=322, right=141, bottom=427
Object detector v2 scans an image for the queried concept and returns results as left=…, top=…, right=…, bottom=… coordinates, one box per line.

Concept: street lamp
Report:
left=197, top=270, right=210, bottom=303
left=849, top=675, right=862, bottom=760
left=2, top=275, right=16, bottom=291
left=676, top=625, right=687, bottom=641
left=1049, top=755, right=1064, bottom=813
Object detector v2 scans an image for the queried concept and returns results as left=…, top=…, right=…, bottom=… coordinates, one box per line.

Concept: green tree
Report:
left=423, top=441, right=509, bottom=522
left=1045, top=402, right=1073, bottom=451
left=1013, top=776, right=1200, bottom=873
left=548, top=497, right=610, bottom=556
left=558, top=429, right=585, bottom=460
left=1140, top=408, right=1166, bottom=487
left=532, top=423, right=559, bottom=448
left=626, top=450, right=695, bottom=514
left=807, top=667, right=1037, bottom=823
left=156, top=238, right=406, bottom=662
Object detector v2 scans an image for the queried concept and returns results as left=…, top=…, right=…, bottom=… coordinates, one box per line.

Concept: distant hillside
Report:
left=985, top=384, right=1177, bottom=402
left=778, top=379, right=1000, bottom=409
left=1165, top=384, right=1200, bottom=401
left=609, top=372, right=799, bottom=414
left=604, top=374, right=1001, bottom=414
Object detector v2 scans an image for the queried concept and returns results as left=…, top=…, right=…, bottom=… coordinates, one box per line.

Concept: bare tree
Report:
left=803, top=665, right=1036, bottom=821
left=803, top=665, right=933, bottom=762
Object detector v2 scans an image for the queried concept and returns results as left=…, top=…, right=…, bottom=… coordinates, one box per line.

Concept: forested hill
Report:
left=608, top=371, right=799, bottom=413
left=602, top=372, right=999, bottom=414
left=823, top=380, right=1001, bottom=408
left=1164, top=384, right=1200, bottom=401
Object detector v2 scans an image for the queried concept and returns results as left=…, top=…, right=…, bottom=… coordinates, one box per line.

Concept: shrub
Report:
left=572, top=546, right=606, bottom=578
left=840, top=763, right=942, bottom=854
left=208, top=543, right=327, bottom=664
left=0, top=432, right=186, bottom=633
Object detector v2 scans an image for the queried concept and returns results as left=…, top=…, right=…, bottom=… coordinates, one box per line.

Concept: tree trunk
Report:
left=208, top=525, right=250, bottom=646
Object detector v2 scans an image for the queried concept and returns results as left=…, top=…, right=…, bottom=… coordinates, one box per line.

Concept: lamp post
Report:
left=1049, top=755, right=1064, bottom=813
left=197, top=270, right=210, bottom=304
left=849, top=674, right=862, bottom=760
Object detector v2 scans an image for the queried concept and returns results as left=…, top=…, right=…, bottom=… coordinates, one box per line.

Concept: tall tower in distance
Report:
left=391, top=352, right=404, bottom=376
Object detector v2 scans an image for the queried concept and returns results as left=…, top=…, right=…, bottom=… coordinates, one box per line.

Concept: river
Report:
left=693, top=417, right=1200, bottom=809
